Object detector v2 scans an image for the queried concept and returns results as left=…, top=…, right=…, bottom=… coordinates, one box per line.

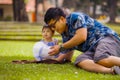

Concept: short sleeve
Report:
left=73, top=15, right=86, bottom=30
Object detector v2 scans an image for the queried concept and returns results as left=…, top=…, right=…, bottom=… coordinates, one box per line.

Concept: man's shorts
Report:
left=75, top=35, right=120, bottom=65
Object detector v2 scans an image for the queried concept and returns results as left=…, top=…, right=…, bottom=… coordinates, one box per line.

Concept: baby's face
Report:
left=42, top=28, right=53, bottom=40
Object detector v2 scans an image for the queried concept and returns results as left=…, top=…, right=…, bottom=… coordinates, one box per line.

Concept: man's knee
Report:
left=97, top=58, right=113, bottom=67
left=77, top=60, right=95, bottom=69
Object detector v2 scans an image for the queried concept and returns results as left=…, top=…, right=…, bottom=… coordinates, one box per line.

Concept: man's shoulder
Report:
left=67, top=12, right=80, bottom=23
left=70, top=12, right=86, bottom=17
left=67, top=12, right=87, bottom=20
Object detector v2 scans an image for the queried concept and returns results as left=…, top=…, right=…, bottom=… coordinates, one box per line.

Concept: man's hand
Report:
left=48, top=45, right=60, bottom=56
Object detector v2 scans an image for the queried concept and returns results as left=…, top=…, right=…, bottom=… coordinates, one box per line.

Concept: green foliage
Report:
left=0, top=41, right=120, bottom=80
left=24, top=0, right=29, bottom=4
left=105, top=23, right=120, bottom=34
left=4, top=16, right=12, bottom=21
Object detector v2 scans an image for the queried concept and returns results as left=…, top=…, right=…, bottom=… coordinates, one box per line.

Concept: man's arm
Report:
left=48, top=28, right=87, bottom=56
left=62, top=28, right=87, bottom=48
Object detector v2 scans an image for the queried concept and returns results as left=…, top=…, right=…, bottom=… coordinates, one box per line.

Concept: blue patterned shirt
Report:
left=61, top=12, right=120, bottom=52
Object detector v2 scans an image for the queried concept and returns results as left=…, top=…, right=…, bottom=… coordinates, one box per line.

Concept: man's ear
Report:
left=60, top=16, right=66, bottom=22
left=51, top=27, right=55, bottom=31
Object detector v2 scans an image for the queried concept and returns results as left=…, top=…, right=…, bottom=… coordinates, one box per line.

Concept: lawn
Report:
left=0, top=22, right=120, bottom=80
left=0, top=41, right=120, bottom=80
left=0, top=22, right=120, bottom=42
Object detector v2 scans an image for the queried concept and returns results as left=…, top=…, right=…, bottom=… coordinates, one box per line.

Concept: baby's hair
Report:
left=42, top=24, right=55, bottom=33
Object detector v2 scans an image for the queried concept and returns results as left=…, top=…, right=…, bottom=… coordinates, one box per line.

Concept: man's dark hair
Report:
left=44, top=7, right=66, bottom=24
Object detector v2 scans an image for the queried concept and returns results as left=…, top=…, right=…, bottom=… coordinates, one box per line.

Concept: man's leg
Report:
left=77, top=59, right=113, bottom=74
left=98, top=56, right=120, bottom=67
left=94, top=36, right=120, bottom=67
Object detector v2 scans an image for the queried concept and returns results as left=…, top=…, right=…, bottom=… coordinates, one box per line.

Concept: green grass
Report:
left=0, top=22, right=120, bottom=80
left=0, top=41, right=120, bottom=80
left=105, top=23, right=120, bottom=34
left=0, top=22, right=120, bottom=42
left=0, top=22, right=61, bottom=41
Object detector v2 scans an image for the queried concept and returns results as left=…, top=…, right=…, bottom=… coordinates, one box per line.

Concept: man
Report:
left=44, top=7, right=120, bottom=74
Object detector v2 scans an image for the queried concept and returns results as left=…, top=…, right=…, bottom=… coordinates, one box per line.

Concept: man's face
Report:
left=48, top=16, right=66, bottom=34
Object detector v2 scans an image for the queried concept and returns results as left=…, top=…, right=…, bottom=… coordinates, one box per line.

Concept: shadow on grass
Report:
left=0, top=56, right=34, bottom=63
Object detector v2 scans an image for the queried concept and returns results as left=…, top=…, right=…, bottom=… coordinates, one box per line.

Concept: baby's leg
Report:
left=55, top=50, right=74, bottom=62
left=65, top=50, right=74, bottom=61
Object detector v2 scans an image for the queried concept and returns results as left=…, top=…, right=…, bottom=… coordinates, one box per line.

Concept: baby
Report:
left=12, top=25, right=73, bottom=64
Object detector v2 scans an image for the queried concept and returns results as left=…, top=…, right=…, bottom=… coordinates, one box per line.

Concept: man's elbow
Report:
left=82, top=35, right=87, bottom=42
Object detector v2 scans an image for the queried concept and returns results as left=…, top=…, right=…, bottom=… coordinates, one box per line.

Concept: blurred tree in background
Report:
left=6, top=0, right=120, bottom=23
left=63, top=0, right=120, bottom=23
left=107, top=0, right=117, bottom=23
left=13, top=0, right=28, bottom=21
